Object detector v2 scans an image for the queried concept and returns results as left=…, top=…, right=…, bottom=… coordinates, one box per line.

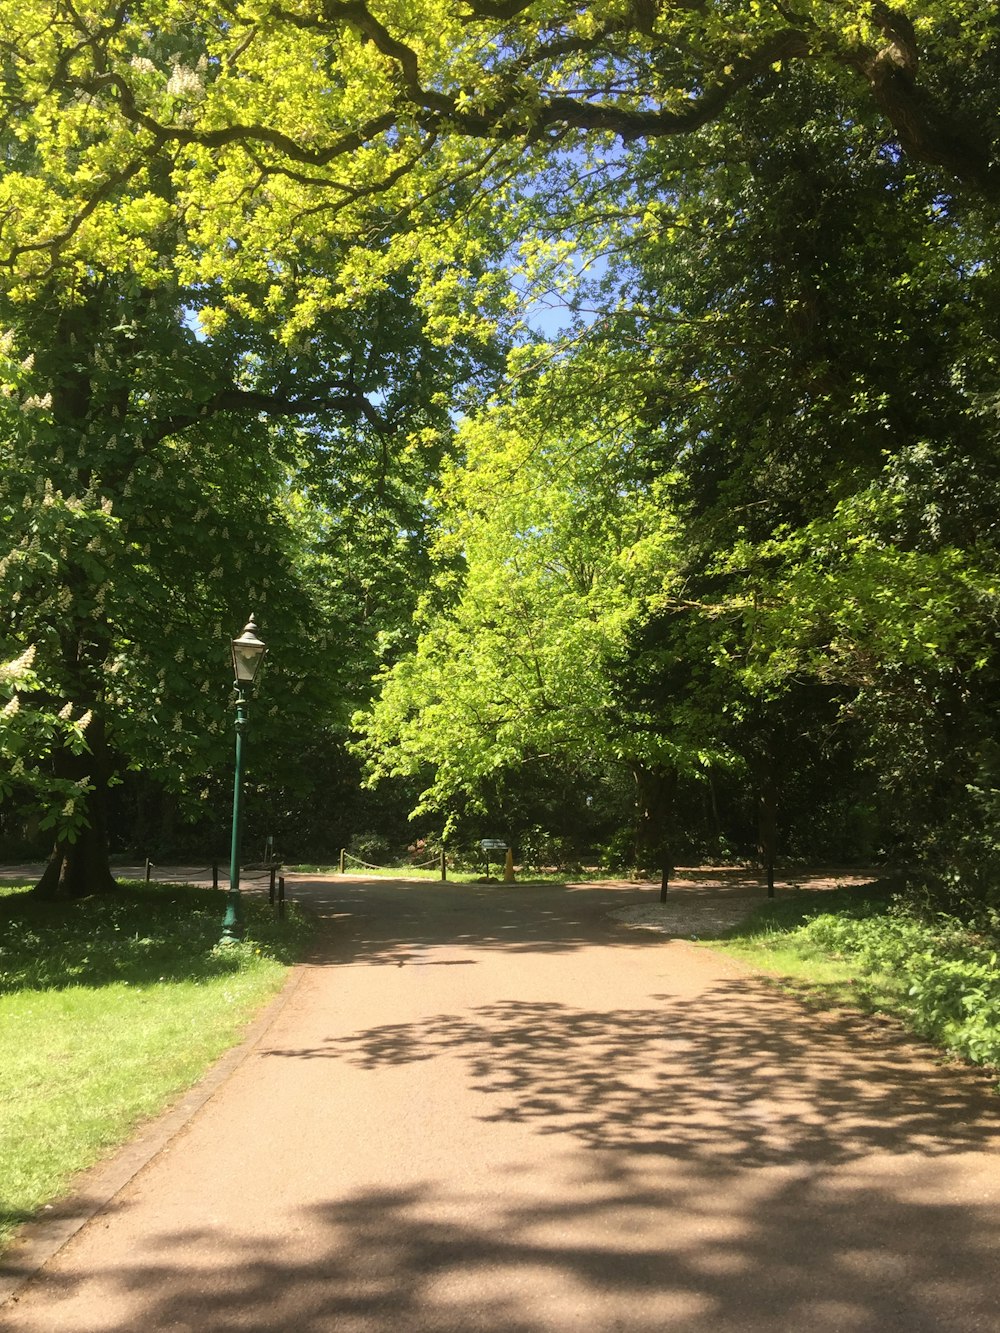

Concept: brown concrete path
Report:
left=2, top=875, right=999, bottom=1332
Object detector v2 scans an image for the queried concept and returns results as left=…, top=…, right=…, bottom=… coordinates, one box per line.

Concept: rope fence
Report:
left=135, top=841, right=457, bottom=904
left=138, top=858, right=289, bottom=917
left=137, top=850, right=450, bottom=885
left=139, top=859, right=273, bottom=885
left=339, top=848, right=449, bottom=880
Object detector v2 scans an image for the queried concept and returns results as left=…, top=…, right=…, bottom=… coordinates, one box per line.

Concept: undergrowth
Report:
left=717, top=885, right=1000, bottom=1072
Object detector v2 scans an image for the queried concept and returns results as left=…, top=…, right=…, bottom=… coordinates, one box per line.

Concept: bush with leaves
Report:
left=802, top=907, right=1000, bottom=1068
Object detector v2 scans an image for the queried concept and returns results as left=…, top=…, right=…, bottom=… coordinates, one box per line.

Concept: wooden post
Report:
left=212, top=861, right=219, bottom=890
left=269, top=865, right=276, bottom=904
left=440, top=848, right=447, bottom=882
left=339, top=848, right=346, bottom=874
left=145, top=858, right=152, bottom=884
left=659, top=863, right=669, bottom=903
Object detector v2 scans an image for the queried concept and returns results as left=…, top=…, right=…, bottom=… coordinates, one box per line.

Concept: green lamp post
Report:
left=221, top=615, right=267, bottom=943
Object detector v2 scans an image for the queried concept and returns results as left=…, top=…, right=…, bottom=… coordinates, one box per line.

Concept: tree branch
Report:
left=146, top=382, right=387, bottom=444
left=0, top=158, right=148, bottom=271
left=840, top=3, right=996, bottom=197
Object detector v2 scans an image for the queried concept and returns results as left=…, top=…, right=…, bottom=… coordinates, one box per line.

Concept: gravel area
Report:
left=606, top=868, right=881, bottom=938
left=608, top=899, right=760, bottom=937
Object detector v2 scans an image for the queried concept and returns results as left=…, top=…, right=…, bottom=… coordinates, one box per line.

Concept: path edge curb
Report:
left=0, top=961, right=310, bottom=1309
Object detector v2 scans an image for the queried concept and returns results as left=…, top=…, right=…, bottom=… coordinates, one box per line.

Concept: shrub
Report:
left=799, top=907, right=1000, bottom=1067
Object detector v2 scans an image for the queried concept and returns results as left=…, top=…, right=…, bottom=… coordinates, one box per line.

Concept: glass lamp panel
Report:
left=231, top=619, right=267, bottom=682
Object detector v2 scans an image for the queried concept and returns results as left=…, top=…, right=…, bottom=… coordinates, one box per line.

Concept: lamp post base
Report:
left=221, top=892, right=243, bottom=943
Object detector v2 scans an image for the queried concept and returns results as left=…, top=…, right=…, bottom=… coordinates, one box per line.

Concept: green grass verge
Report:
left=712, top=884, right=1000, bottom=1075
left=0, top=879, right=311, bottom=1250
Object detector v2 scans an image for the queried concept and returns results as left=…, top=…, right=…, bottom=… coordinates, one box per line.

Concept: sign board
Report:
left=480, top=839, right=507, bottom=850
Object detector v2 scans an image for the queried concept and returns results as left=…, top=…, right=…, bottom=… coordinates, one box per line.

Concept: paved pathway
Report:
left=2, top=875, right=999, bottom=1331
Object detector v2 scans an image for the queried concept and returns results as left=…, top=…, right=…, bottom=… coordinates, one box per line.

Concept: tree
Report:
left=1, top=5, right=996, bottom=359
left=0, top=273, right=320, bottom=891
left=2, top=5, right=996, bottom=246
left=359, top=50, right=1000, bottom=883
left=4, top=0, right=1000, bottom=892
left=0, top=0, right=527, bottom=892
left=603, top=68, right=1000, bottom=887
left=0, top=205, right=500, bottom=896
left=353, top=338, right=688, bottom=849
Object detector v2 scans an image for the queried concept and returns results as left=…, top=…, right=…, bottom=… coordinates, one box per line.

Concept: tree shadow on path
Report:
left=265, top=979, right=1000, bottom=1169
left=294, top=876, right=771, bottom=964
left=15, top=1158, right=998, bottom=1333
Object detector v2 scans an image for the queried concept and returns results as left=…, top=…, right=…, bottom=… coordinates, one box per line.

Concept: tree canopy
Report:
left=2, top=0, right=1000, bottom=899
left=357, top=44, right=1000, bottom=889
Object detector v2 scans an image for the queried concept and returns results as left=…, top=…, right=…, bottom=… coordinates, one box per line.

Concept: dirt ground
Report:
left=2, top=871, right=998, bottom=1332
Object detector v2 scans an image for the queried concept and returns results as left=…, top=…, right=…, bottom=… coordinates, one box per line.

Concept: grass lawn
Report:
left=711, top=883, right=1000, bottom=1076
left=0, top=879, right=310, bottom=1251
left=711, top=883, right=901, bottom=1009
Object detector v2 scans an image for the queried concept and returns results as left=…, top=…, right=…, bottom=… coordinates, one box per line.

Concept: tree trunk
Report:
left=32, top=716, right=117, bottom=899
left=34, top=821, right=117, bottom=899
left=756, top=751, right=778, bottom=899
left=633, top=764, right=677, bottom=878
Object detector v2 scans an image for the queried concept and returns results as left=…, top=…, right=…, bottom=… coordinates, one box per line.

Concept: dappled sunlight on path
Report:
left=274, top=981, right=999, bottom=1168
left=3, top=873, right=997, bottom=1333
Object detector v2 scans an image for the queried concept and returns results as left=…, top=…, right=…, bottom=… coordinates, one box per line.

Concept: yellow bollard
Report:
left=504, top=848, right=515, bottom=882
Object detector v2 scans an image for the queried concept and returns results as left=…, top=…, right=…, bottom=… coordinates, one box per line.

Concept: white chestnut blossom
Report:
left=167, top=65, right=204, bottom=98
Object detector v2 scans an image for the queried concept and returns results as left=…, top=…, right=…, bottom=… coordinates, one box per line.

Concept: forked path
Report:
left=3, top=876, right=999, bottom=1332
